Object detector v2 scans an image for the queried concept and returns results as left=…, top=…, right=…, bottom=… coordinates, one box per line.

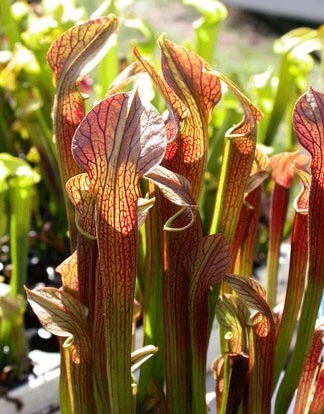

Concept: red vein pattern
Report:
left=273, top=165, right=310, bottom=384
left=309, top=365, right=324, bottom=413
left=230, top=148, right=270, bottom=275
left=293, top=88, right=324, bottom=281
left=210, top=71, right=263, bottom=240
left=135, top=39, right=223, bottom=413
left=266, top=152, right=308, bottom=308
left=72, top=90, right=167, bottom=413
left=276, top=87, right=324, bottom=413
left=186, top=234, right=230, bottom=412
left=26, top=287, right=93, bottom=411
left=225, top=275, right=275, bottom=414
left=47, top=15, right=118, bottom=247
left=159, top=37, right=222, bottom=201
left=155, top=39, right=222, bottom=413
left=294, top=321, right=324, bottom=414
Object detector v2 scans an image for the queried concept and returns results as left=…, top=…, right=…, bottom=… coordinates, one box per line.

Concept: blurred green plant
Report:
left=183, top=0, right=228, bottom=64
left=0, top=0, right=88, bottom=243
left=0, top=153, right=40, bottom=382
left=249, top=26, right=324, bottom=150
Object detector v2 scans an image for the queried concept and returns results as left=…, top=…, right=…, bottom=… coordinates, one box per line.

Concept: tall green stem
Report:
left=8, top=178, right=35, bottom=296
left=138, top=190, right=165, bottom=410
left=266, top=184, right=289, bottom=309
left=273, top=212, right=308, bottom=386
